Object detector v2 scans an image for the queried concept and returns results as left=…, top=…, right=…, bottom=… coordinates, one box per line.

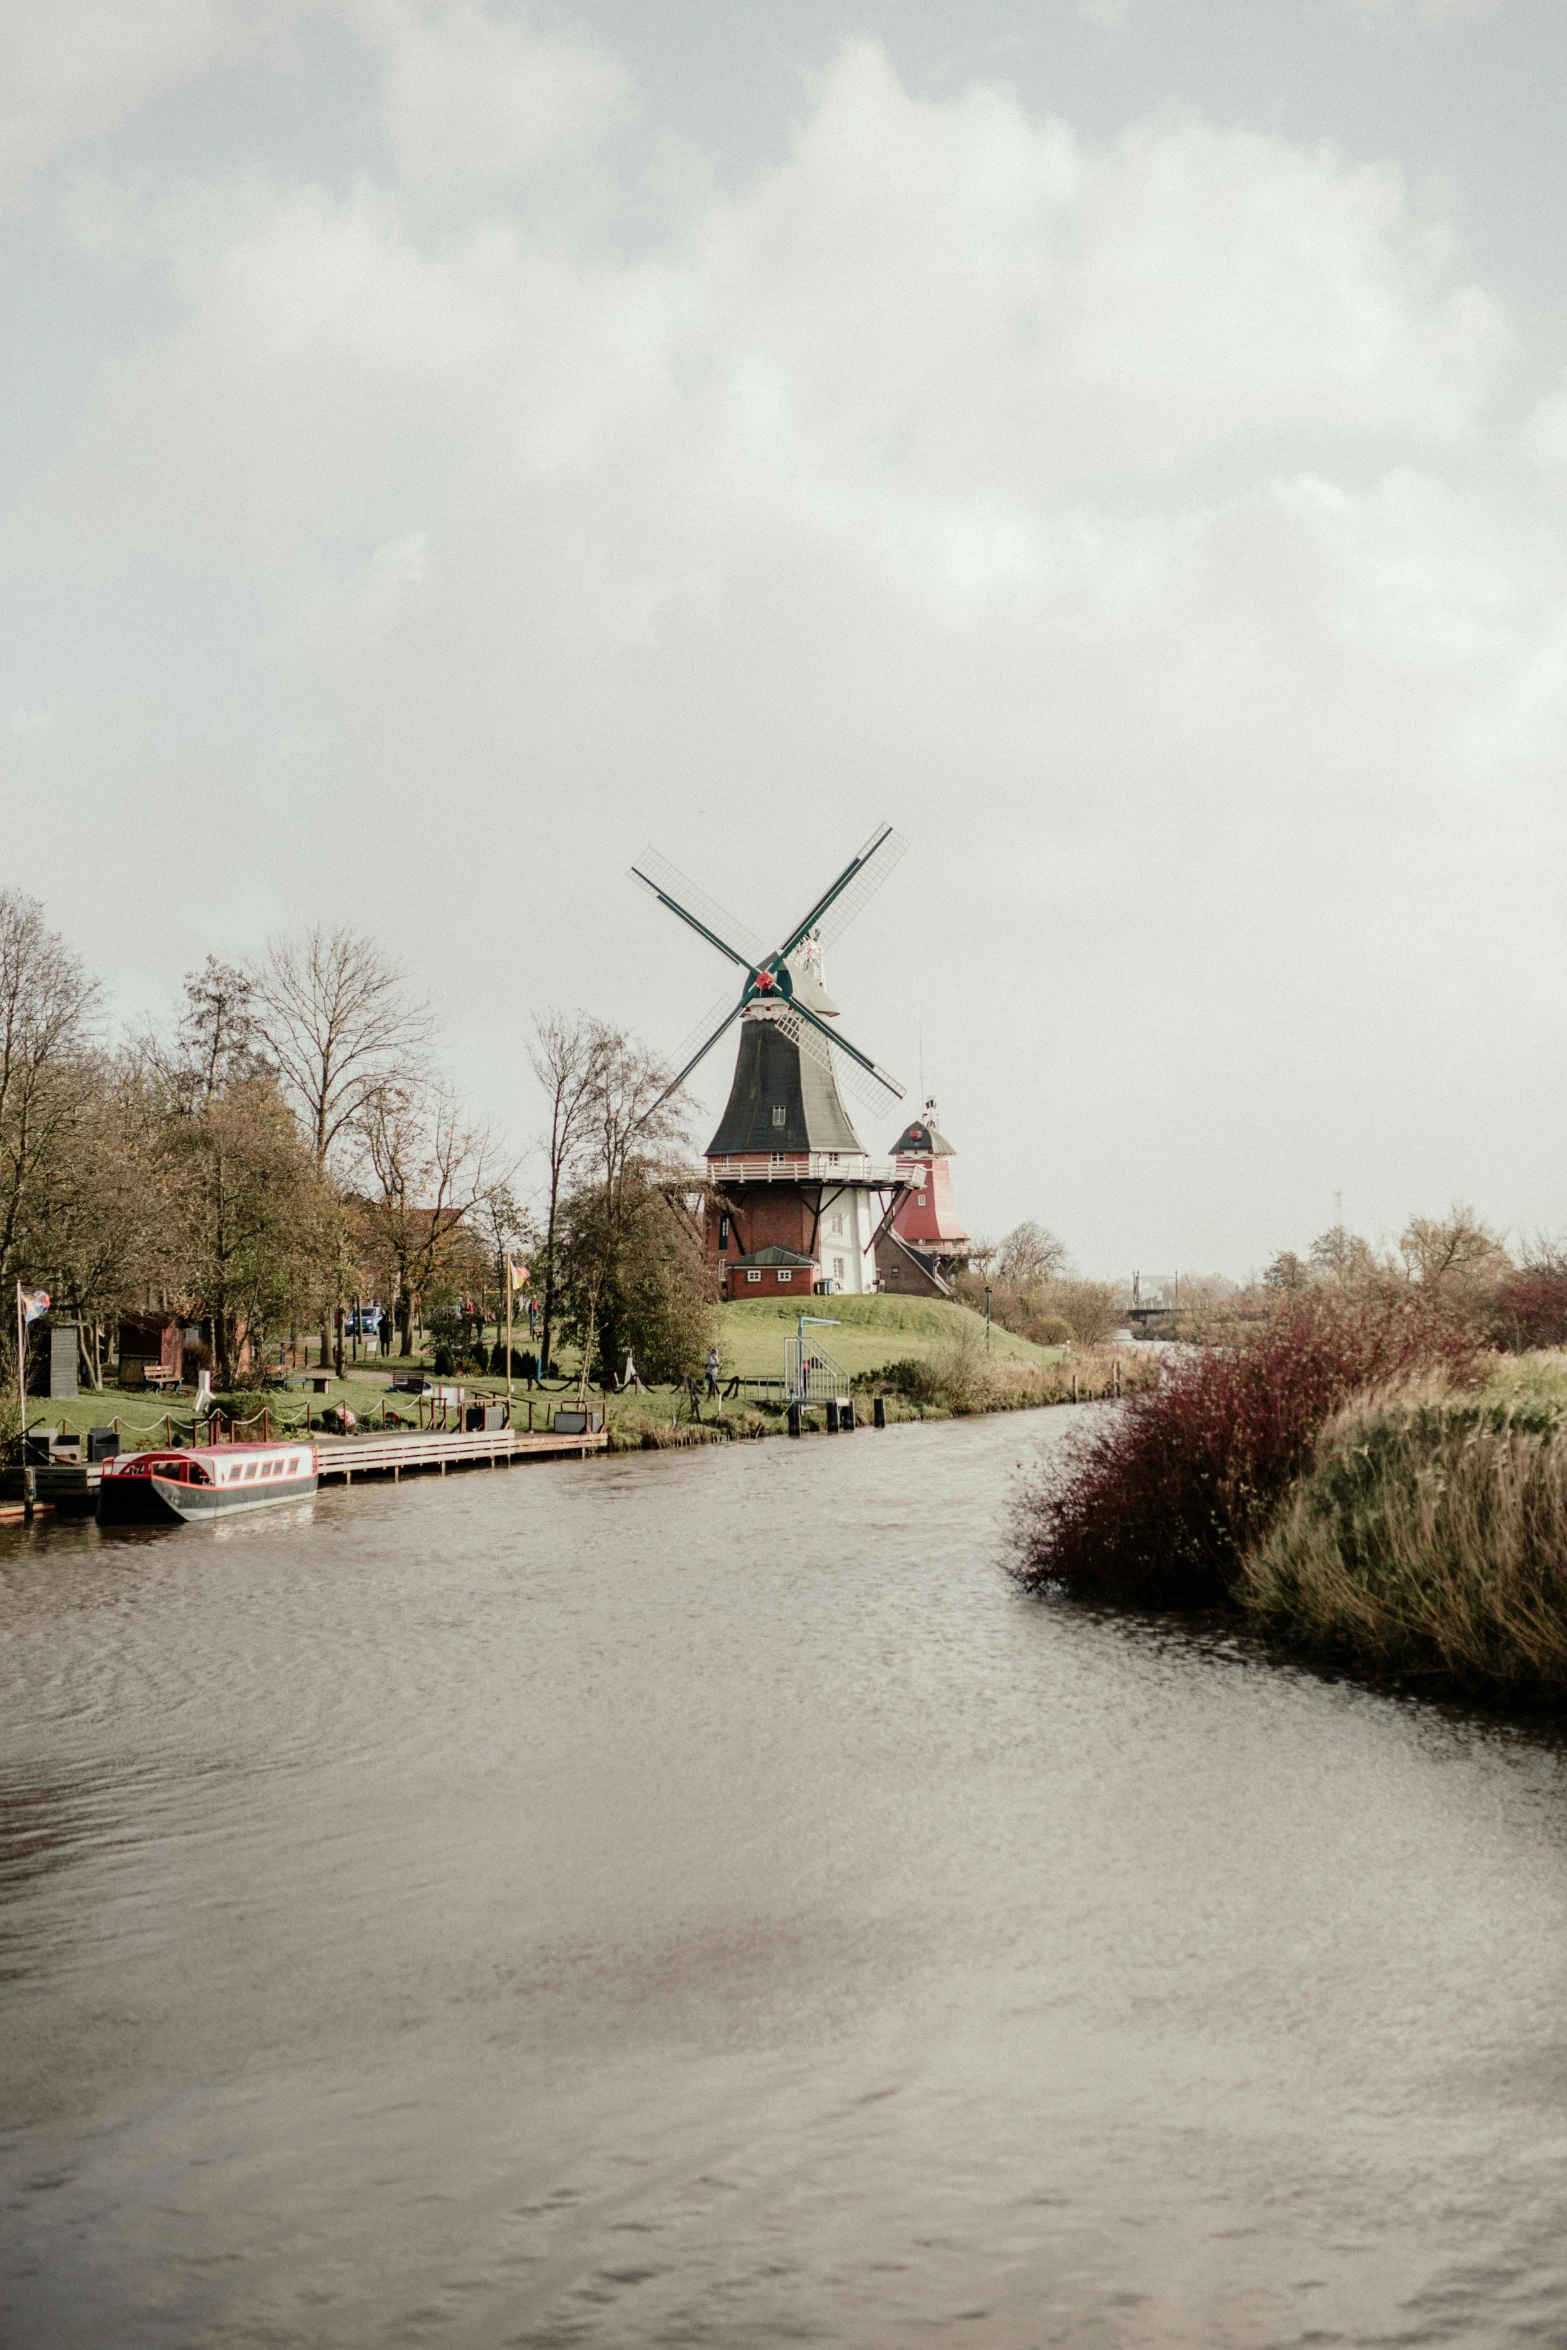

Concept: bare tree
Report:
left=1308, top=1223, right=1379, bottom=1288
left=1400, top=1204, right=1511, bottom=1293
left=173, top=957, right=271, bottom=1109
left=555, top=1030, right=703, bottom=1389
left=993, top=1221, right=1068, bottom=1288
left=251, top=926, right=432, bottom=1168
left=353, top=1082, right=506, bottom=1356
left=250, top=927, right=432, bottom=1365
left=163, top=1075, right=337, bottom=1387
left=29, top=1049, right=172, bottom=1386
left=528, top=1013, right=607, bottom=1378
left=0, top=890, right=101, bottom=1305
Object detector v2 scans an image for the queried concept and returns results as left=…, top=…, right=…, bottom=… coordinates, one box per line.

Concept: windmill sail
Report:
left=814, top=828, right=909, bottom=951
left=764, top=1007, right=903, bottom=1115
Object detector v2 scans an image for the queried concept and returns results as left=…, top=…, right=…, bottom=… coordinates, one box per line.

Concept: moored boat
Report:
left=98, top=1439, right=319, bottom=1524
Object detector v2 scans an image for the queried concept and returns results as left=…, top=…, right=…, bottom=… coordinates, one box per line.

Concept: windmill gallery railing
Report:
left=709, top=1155, right=908, bottom=1185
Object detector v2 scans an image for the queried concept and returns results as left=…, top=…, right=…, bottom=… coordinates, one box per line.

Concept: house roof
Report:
left=706, top=1013, right=863, bottom=1157
left=730, top=1245, right=818, bottom=1268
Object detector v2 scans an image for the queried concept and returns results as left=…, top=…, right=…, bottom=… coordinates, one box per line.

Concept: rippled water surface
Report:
left=4, top=1411, right=1567, bottom=2347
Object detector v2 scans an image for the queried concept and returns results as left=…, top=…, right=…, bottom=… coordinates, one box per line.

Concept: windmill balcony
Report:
left=707, top=1153, right=906, bottom=1185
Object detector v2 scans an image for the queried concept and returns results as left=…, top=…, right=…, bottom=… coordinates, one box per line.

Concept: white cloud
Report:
left=7, top=25, right=1566, bottom=1267
left=360, top=0, right=636, bottom=182
left=1525, top=375, right=1567, bottom=472
left=0, top=0, right=251, bottom=199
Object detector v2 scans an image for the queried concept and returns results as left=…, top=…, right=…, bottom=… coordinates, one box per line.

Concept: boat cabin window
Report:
left=245, top=1463, right=258, bottom=1479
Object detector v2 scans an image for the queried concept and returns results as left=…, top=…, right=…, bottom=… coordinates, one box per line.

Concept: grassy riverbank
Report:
left=1012, top=1296, right=1567, bottom=1710
left=1242, top=1367, right=1567, bottom=1699
left=25, top=1296, right=1145, bottom=1452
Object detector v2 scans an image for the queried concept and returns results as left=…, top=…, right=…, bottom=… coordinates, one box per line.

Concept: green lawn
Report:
left=23, top=1297, right=1057, bottom=1447
left=712, top=1294, right=1056, bottom=1381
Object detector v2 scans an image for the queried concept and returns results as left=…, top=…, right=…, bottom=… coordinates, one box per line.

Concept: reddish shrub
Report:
left=1010, top=1287, right=1483, bottom=1608
left=1491, top=1269, right=1567, bottom=1352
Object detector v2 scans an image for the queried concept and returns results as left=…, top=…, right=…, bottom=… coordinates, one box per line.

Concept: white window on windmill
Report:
left=918, top=1190, right=927, bottom=1206
left=828, top=1211, right=844, bottom=1236
left=771, top=1104, right=786, bottom=1127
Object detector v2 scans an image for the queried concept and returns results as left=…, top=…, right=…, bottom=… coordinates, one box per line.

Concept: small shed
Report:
left=117, top=1314, right=185, bottom=1388
left=26, top=1319, right=80, bottom=1399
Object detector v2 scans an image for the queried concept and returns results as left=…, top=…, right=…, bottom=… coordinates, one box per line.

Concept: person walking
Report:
left=705, top=1346, right=721, bottom=1399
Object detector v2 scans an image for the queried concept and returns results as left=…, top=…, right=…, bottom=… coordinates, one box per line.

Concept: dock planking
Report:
left=1, top=1423, right=609, bottom=1513
left=313, top=1426, right=608, bottom=1483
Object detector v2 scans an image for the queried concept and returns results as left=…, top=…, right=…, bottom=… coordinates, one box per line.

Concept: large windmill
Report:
left=631, top=826, right=914, bottom=1299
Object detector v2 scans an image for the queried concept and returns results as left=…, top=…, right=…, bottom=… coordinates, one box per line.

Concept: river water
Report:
left=4, top=1411, right=1567, bottom=2348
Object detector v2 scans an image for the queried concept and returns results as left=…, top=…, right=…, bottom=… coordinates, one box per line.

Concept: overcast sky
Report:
left=5, top=0, right=1567, bottom=1277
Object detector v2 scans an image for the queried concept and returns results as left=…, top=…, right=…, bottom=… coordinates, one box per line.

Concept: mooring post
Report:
left=873, top=1395, right=886, bottom=1429
left=1071, top=1371, right=1078, bottom=1402
left=788, top=1402, right=802, bottom=1438
left=826, top=1399, right=840, bottom=1433
left=23, top=1465, right=36, bottom=1523
left=842, top=1398, right=855, bottom=1431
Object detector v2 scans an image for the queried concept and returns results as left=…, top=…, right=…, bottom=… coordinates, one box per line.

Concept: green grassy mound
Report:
left=714, top=1294, right=1055, bottom=1381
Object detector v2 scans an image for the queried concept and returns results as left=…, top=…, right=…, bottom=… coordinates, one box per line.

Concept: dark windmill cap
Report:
left=891, top=1113, right=955, bottom=1156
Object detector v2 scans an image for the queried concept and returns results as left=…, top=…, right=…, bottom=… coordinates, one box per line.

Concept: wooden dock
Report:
left=0, top=1462, right=101, bottom=1509
left=0, top=1423, right=610, bottom=1515
left=313, top=1425, right=609, bottom=1483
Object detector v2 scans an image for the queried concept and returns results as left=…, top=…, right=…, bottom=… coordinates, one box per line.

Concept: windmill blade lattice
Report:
left=767, top=1008, right=903, bottom=1116
left=813, top=828, right=909, bottom=952
left=629, top=847, right=766, bottom=970
left=672, top=982, right=746, bottom=1077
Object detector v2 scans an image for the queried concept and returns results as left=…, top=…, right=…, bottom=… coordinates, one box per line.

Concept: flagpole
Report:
left=505, top=1261, right=514, bottom=1412
left=14, top=1282, right=24, bottom=1458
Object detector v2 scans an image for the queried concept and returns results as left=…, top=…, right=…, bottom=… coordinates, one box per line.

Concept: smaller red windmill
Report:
left=874, top=1099, right=973, bottom=1298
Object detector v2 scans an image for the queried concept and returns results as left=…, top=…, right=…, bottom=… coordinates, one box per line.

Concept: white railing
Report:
left=708, top=1156, right=907, bottom=1185
left=784, top=1335, right=850, bottom=1404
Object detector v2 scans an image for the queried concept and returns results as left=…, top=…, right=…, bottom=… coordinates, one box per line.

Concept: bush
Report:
left=431, top=1343, right=456, bottom=1376
left=1241, top=1391, right=1567, bottom=1697
left=1010, top=1288, right=1483, bottom=1608
left=1491, top=1268, right=1567, bottom=1351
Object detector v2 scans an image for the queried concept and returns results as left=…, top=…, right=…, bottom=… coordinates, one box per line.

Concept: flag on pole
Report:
left=507, top=1261, right=530, bottom=1292
left=18, top=1288, right=49, bottom=1324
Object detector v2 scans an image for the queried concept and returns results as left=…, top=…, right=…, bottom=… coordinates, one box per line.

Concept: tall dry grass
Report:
left=902, top=1324, right=1155, bottom=1414
left=1239, top=1389, right=1567, bottom=1696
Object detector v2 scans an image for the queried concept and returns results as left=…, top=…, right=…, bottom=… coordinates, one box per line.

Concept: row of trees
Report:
left=1260, top=1207, right=1567, bottom=1349
left=954, top=1219, right=1122, bottom=1348
left=0, top=891, right=714, bottom=1415
left=950, top=1203, right=1567, bottom=1355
